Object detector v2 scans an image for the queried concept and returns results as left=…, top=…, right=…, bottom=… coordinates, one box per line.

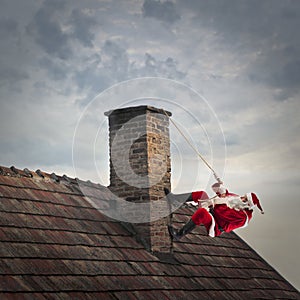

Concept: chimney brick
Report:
left=105, top=105, right=172, bottom=253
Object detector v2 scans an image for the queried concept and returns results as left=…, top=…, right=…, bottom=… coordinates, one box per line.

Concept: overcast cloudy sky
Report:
left=1, top=0, right=299, bottom=290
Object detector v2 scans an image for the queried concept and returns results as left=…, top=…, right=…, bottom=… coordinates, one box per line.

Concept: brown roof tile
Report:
left=0, top=165, right=299, bottom=299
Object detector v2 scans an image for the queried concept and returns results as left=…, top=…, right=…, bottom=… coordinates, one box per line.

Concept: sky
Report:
left=0, top=0, right=299, bottom=290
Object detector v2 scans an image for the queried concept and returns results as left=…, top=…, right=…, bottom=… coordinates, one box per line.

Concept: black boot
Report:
left=168, top=219, right=196, bottom=241
left=164, top=188, right=193, bottom=203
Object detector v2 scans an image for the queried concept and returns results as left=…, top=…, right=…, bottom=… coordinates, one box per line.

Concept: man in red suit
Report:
left=166, top=183, right=264, bottom=240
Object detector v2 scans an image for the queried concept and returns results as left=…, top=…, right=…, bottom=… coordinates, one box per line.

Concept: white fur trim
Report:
left=239, top=211, right=249, bottom=229
left=208, top=213, right=216, bottom=237
left=227, top=196, right=250, bottom=210
left=213, top=196, right=250, bottom=211
left=213, top=197, right=228, bottom=205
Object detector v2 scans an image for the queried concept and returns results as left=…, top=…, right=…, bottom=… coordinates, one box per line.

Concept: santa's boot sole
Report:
left=168, top=225, right=181, bottom=241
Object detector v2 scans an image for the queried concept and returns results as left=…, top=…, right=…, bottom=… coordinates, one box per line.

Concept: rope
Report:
left=163, top=109, right=222, bottom=184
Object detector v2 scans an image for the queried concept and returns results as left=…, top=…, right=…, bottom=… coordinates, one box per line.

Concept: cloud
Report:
left=18, top=0, right=186, bottom=104
left=246, top=54, right=300, bottom=101
left=131, top=53, right=186, bottom=80
left=0, top=17, right=18, bottom=38
left=69, top=8, right=97, bottom=48
left=27, top=0, right=72, bottom=60
left=142, top=0, right=180, bottom=23
left=71, top=40, right=129, bottom=105
left=0, top=136, right=72, bottom=168
left=0, top=17, right=28, bottom=88
left=73, top=40, right=187, bottom=106
left=102, top=40, right=130, bottom=81
left=26, top=0, right=98, bottom=58
left=265, top=60, right=300, bottom=100
left=180, top=0, right=300, bottom=100
left=39, top=57, right=69, bottom=81
left=0, top=66, right=29, bottom=87
left=180, top=0, right=295, bottom=40
left=278, top=61, right=300, bottom=89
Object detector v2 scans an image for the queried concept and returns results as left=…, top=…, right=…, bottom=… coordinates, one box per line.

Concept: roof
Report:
left=0, top=165, right=299, bottom=299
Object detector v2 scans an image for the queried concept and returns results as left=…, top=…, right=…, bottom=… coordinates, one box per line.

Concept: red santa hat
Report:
left=211, top=183, right=227, bottom=195
left=246, top=193, right=264, bottom=214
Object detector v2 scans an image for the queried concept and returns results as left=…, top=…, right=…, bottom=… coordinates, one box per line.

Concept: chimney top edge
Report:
left=104, top=105, right=172, bottom=117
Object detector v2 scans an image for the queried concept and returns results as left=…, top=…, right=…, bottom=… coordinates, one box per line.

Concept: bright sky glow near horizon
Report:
left=0, top=0, right=299, bottom=290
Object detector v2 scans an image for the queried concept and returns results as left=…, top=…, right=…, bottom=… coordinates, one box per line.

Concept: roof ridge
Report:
left=0, top=165, right=102, bottom=188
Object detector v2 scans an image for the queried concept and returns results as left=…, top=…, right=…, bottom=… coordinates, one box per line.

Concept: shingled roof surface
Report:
left=0, top=165, right=299, bottom=300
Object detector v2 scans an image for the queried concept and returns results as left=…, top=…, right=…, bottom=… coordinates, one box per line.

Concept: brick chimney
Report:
left=104, top=105, right=172, bottom=253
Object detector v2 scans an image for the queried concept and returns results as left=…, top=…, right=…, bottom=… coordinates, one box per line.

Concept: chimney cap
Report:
left=104, top=105, right=172, bottom=117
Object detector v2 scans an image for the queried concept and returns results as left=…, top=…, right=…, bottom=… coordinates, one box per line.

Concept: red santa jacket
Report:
left=212, top=191, right=253, bottom=235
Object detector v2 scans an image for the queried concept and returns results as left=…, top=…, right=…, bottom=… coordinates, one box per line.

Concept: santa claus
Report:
left=165, top=182, right=264, bottom=241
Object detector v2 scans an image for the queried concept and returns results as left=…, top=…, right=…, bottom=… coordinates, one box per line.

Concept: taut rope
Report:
left=163, top=109, right=222, bottom=184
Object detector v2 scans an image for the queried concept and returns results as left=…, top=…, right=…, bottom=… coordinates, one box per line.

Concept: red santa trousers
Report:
left=190, top=191, right=217, bottom=237
left=191, top=208, right=223, bottom=237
